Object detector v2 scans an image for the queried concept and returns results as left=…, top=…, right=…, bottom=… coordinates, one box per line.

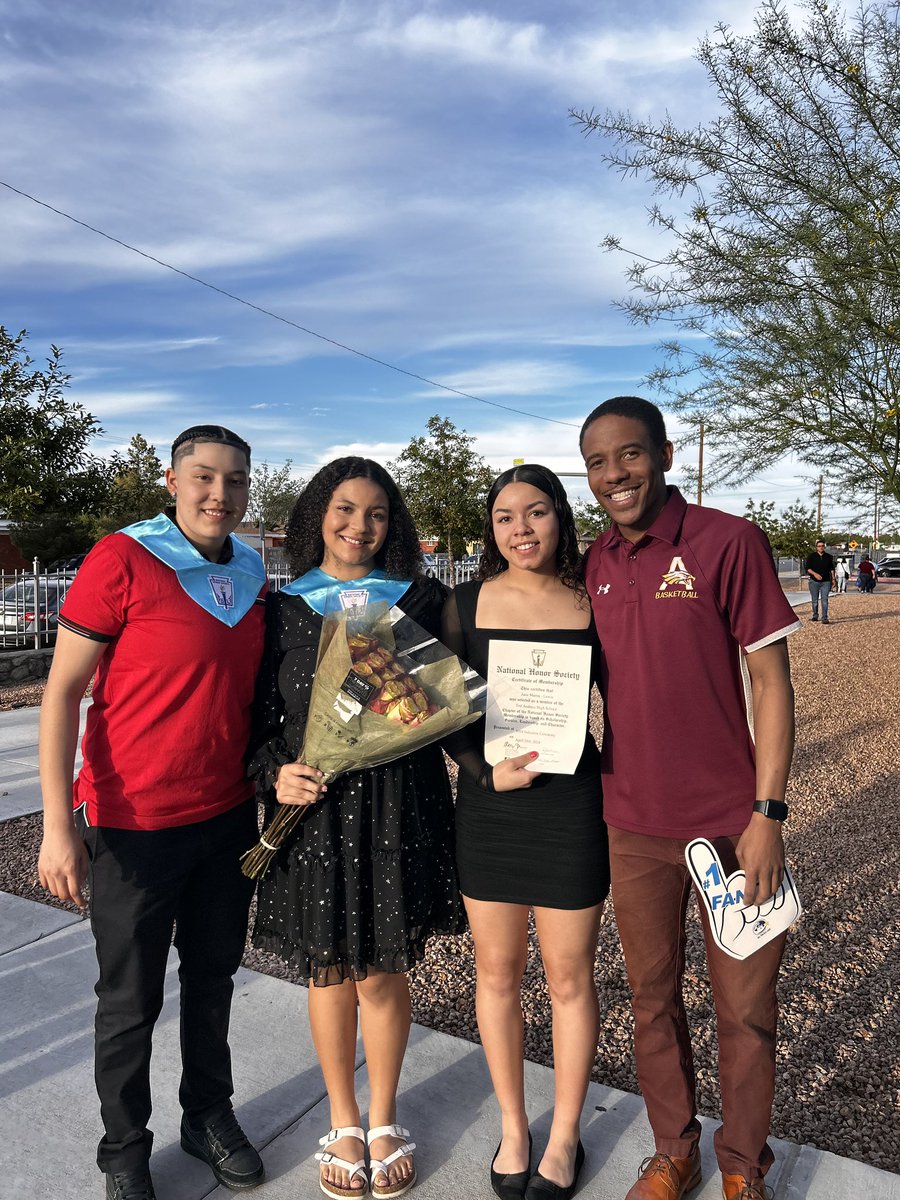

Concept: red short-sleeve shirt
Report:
left=58, top=533, right=266, bottom=830
left=585, top=488, right=800, bottom=839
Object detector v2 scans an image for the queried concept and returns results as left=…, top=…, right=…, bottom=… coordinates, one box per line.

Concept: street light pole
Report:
left=697, top=423, right=705, bottom=506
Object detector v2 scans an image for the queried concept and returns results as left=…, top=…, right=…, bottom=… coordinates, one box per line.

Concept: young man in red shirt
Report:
left=38, top=426, right=267, bottom=1200
left=580, top=398, right=799, bottom=1200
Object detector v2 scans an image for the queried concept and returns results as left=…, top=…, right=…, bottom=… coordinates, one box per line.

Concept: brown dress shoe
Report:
left=625, top=1146, right=701, bottom=1198
left=720, top=1174, right=772, bottom=1200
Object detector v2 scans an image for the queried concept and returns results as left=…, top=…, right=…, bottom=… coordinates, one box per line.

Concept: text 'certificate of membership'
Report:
left=484, top=640, right=592, bottom=774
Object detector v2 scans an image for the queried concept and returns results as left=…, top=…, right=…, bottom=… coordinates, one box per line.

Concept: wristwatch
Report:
left=753, top=799, right=788, bottom=822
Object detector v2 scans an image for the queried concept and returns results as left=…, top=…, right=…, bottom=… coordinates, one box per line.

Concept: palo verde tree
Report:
left=572, top=0, right=900, bottom=515
left=391, top=415, right=496, bottom=570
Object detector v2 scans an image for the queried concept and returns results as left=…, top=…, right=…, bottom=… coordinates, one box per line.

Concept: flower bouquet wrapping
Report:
left=241, top=599, right=486, bottom=878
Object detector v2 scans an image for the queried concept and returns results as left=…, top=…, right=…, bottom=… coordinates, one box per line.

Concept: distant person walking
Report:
left=804, top=540, right=836, bottom=623
left=857, top=556, right=877, bottom=593
left=835, top=558, right=850, bottom=593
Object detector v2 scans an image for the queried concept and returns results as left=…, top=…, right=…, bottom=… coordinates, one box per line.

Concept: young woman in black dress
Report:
left=442, top=465, right=609, bottom=1200
left=249, top=458, right=462, bottom=1200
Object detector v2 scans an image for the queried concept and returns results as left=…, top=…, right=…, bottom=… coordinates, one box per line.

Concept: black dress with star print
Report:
left=248, top=575, right=464, bottom=986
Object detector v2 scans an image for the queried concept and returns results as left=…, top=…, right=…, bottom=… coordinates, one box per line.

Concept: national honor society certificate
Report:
left=484, top=640, right=592, bottom=774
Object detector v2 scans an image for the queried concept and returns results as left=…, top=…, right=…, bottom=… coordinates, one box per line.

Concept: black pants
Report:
left=78, top=802, right=257, bottom=1174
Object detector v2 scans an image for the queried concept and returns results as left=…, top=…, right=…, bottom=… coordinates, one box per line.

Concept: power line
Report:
left=0, top=179, right=581, bottom=430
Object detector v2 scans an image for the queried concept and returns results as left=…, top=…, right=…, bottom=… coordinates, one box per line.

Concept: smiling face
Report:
left=165, top=442, right=250, bottom=558
left=320, top=476, right=390, bottom=579
left=581, top=413, right=673, bottom=543
left=491, top=481, right=560, bottom=575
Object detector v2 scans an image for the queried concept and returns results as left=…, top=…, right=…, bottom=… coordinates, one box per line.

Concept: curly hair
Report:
left=478, top=464, right=586, bottom=596
left=284, top=457, right=424, bottom=580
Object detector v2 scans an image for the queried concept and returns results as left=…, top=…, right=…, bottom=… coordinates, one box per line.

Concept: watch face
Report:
left=756, top=800, right=788, bottom=820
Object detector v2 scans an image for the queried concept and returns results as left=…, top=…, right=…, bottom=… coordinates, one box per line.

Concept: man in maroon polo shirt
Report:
left=580, top=397, right=800, bottom=1200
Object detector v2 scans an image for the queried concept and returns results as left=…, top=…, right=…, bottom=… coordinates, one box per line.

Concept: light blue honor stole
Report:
left=281, top=567, right=411, bottom=614
left=120, top=512, right=266, bottom=626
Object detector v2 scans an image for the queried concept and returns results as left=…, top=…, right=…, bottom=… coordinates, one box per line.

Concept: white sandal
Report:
left=367, top=1124, right=417, bottom=1199
left=316, top=1126, right=369, bottom=1199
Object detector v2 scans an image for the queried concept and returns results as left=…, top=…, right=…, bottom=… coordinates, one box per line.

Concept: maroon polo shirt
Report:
left=585, top=487, right=800, bottom=839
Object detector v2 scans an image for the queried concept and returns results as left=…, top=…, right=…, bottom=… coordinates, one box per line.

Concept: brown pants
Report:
left=608, top=827, right=786, bottom=1179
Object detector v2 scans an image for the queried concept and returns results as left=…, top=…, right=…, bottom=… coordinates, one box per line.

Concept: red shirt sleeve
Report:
left=58, top=535, right=131, bottom=641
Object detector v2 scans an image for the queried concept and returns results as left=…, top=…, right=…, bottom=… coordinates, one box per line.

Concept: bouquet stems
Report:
left=241, top=798, right=319, bottom=879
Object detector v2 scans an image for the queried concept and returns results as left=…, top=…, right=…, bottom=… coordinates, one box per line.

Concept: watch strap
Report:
left=753, top=799, right=788, bottom=822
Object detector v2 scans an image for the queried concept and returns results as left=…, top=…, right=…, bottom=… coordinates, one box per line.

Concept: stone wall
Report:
left=0, top=648, right=54, bottom=687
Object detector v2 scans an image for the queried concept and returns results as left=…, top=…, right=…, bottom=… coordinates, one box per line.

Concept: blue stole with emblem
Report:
left=281, top=567, right=411, bottom=615
left=120, top=512, right=266, bottom=626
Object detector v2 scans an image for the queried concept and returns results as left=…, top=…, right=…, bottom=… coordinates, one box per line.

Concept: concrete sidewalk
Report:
left=1, top=705, right=897, bottom=1200
left=0, top=699, right=89, bottom=821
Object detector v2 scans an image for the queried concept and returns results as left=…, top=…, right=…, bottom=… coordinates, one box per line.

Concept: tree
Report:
left=1, top=326, right=112, bottom=561
left=773, top=500, right=819, bottom=557
left=87, top=435, right=171, bottom=541
left=246, top=460, right=301, bottom=528
left=571, top=498, right=611, bottom=540
left=1, top=326, right=106, bottom=520
left=743, top=497, right=818, bottom=557
left=391, top=415, right=496, bottom=570
left=572, top=0, right=900, bottom=514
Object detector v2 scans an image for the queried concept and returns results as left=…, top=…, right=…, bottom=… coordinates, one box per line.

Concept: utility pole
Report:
left=816, top=475, right=823, bottom=531
left=873, top=485, right=880, bottom=558
left=697, top=423, right=705, bottom=506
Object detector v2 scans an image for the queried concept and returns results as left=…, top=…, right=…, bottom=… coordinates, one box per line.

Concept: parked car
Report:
left=47, top=553, right=88, bottom=573
left=0, top=578, right=74, bottom=647
left=875, top=557, right=900, bottom=578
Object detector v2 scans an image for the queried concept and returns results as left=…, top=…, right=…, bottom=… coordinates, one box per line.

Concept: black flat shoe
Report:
left=491, top=1132, right=533, bottom=1200
left=524, top=1141, right=585, bottom=1200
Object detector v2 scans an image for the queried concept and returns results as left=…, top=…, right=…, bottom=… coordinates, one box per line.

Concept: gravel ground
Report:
left=2, top=587, right=898, bottom=1174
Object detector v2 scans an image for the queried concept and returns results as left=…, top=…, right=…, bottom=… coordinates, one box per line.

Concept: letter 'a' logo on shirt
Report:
left=658, top=556, right=696, bottom=594
left=208, top=575, right=235, bottom=610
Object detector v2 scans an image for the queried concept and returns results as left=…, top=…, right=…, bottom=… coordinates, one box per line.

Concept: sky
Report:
left=1, top=0, right=838, bottom=522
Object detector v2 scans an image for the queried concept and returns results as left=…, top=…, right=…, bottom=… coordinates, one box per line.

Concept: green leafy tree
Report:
left=743, top=499, right=780, bottom=544
left=1, top=326, right=110, bottom=561
left=744, top=497, right=818, bottom=557
left=86, top=435, right=171, bottom=541
left=10, top=513, right=96, bottom=565
left=572, top=498, right=611, bottom=540
left=572, top=0, right=900, bottom=510
left=246, top=460, right=301, bottom=529
left=774, top=501, right=819, bottom=558
left=391, top=415, right=496, bottom=571
left=1, top=326, right=106, bottom=521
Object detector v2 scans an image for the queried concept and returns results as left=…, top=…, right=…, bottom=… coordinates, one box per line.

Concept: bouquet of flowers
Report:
left=241, top=600, right=486, bottom=878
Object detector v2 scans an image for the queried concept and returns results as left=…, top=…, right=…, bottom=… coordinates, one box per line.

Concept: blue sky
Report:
left=1, top=0, right=827, bottom=519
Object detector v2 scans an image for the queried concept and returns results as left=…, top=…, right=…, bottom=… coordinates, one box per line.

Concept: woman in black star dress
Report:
left=249, top=458, right=462, bottom=1200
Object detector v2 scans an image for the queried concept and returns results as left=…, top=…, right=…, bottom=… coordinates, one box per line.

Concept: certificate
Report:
left=484, top=639, right=592, bottom=774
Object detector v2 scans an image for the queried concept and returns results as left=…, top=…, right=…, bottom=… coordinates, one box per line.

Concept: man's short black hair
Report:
left=579, top=396, right=669, bottom=452
left=171, top=425, right=251, bottom=469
